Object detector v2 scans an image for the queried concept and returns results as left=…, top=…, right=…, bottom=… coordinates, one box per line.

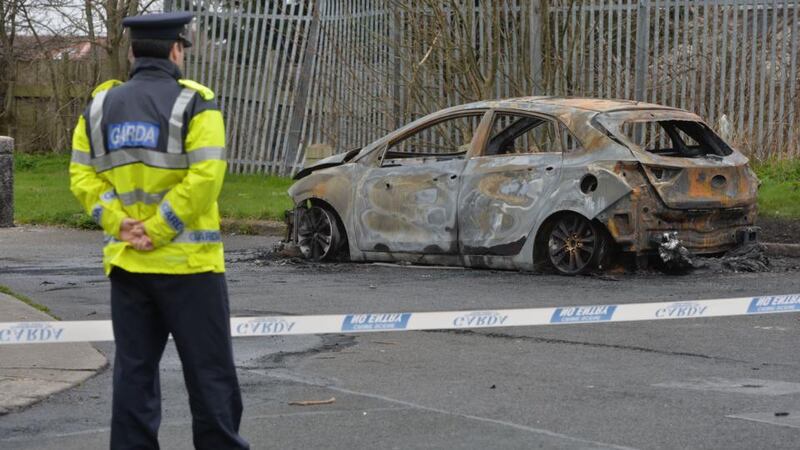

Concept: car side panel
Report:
left=354, top=159, right=465, bottom=254
left=458, top=153, right=563, bottom=256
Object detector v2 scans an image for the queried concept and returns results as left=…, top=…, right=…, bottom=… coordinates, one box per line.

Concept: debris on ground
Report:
left=694, top=243, right=771, bottom=273
left=229, top=233, right=788, bottom=275
left=722, top=243, right=771, bottom=272
left=289, top=397, right=336, bottom=406
left=272, top=240, right=302, bottom=258
left=655, top=232, right=772, bottom=274
left=657, top=232, right=695, bottom=273
left=227, top=243, right=322, bottom=267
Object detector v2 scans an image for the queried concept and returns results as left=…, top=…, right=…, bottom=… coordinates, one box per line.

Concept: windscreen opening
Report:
left=620, top=120, right=733, bottom=158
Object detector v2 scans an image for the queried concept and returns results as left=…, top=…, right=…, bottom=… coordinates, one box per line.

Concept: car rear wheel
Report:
left=546, top=214, right=605, bottom=275
left=297, top=205, right=342, bottom=261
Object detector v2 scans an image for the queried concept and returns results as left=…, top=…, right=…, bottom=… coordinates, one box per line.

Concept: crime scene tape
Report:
left=1, top=293, right=799, bottom=345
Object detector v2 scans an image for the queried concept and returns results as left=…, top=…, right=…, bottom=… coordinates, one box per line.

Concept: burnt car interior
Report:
left=623, top=120, right=734, bottom=158
left=485, top=113, right=581, bottom=156
left=486, top=116, right=554, bottom=155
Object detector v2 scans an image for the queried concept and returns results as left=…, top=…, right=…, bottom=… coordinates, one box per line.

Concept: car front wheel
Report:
left=297, top=205, right=343, bottom=261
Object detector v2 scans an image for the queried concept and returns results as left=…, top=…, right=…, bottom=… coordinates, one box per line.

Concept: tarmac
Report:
left=1, top=221, right=799, bottom=418
left=0, top=292, right=107, bottom=416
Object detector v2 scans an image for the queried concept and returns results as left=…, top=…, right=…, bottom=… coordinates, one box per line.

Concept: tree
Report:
left=0, top=0, right=21, bottom=136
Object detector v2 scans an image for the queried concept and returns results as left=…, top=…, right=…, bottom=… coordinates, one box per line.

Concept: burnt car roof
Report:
left=463, top=96, right=680, bottom=114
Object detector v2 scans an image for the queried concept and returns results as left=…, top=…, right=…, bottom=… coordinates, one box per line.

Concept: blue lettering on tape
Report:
left=452, top=311, right=509, bottom=328
left=0, top=323, right=65, bottom=343
left=235, top=318, right=296, bottom=335
left=342, top=313, right=411, bottom=331
left=747, top=295, right=800, bottom=314
left=551, top=305, right=617, bottom=323
left=655, top=302, right=708, bottom=318
left=107, top=122, right=160, bottom=150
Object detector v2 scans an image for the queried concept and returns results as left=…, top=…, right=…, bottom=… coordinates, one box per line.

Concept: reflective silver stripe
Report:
left=104, top=231, right=221, bottom=245
left=100, top=189, right=117, bottom=202
left=88, top=146, right=222, bottom=172
left=117, top=189, right=167, bottom=206
left=90, top=204, right=103, bottom=225
left=89, top=90, right=109, bottom=157
left=187, top=146, right=225, bottom=164
left=104, top=230, right=220, bottom=245
left=160, top=201, right=184, bottom=232
left=71, top=150, right=92, bottom=165
left=173, top=229, right=222, bottom=244
left=91, top=148, right=189, bottom=172
left=168, top=88, right=195, bottom=155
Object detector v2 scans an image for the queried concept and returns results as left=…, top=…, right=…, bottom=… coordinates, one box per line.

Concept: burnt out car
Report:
left=285, top=97, right=759, bottom=275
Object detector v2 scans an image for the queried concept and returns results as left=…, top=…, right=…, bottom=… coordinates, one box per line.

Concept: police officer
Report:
left=69, top=12, right=249, bottom=450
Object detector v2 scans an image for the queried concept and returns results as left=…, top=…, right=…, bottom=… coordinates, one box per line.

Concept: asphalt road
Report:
left=1, top=226, right=799, bottom=449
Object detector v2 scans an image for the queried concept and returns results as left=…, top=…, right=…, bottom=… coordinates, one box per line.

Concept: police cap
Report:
left=122, top=12, right=193, bottom=48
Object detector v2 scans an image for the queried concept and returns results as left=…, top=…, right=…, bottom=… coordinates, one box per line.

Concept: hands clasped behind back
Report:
left=120, top=217, right=154, bottom=251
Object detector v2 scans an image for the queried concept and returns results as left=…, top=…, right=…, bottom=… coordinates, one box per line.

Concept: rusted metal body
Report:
left=287, top=97, right=759, bottom=271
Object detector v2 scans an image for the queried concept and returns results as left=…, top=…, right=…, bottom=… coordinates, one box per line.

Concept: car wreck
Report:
left=284, top=97, right=759, bottom=275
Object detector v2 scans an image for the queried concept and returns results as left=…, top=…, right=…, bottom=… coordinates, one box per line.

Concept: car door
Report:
left=457, top=110, right=566, bottom=256
left=355, top=111, right=490, bottom=254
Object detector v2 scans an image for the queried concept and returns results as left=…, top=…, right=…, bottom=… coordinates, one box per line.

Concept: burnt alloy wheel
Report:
left=546, top=214, right=603, bottom=275
left=297, top=206, right=341, bottom=261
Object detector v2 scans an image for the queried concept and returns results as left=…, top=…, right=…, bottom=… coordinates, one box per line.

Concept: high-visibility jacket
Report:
left=69, top=57, right=227, bottom=276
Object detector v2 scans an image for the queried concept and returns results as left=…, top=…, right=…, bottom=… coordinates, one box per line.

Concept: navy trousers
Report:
left=109, top=268, right=249, bottom=450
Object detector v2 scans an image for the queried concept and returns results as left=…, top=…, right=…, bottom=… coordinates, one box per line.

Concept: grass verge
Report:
left=12, top=153, right=294, bottom=230
left=752, top=159, right=800, bottom=219
left=0, top=285, right=56, bottom=318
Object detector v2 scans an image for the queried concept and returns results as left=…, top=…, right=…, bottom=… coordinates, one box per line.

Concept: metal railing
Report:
left=171, top=0, right=800, bottom=174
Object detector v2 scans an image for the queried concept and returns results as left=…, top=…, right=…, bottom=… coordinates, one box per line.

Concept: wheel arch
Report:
left=307, top=198, right=345, bottom=229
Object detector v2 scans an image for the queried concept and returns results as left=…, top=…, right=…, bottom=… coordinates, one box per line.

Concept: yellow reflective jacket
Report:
left=69, top=58, right=226, bottom=275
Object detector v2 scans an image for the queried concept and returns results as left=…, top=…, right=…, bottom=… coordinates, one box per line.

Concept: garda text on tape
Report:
left=1, top=293, right=799, bottom=345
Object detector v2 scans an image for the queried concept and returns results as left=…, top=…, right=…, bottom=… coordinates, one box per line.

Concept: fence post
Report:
left=390, top=8, right=402, bottom=129
left=282, top=3, right=321, bottom=177
left=0, top=137, right=13, bottom=227
left=633, top=0, right=650, bottom=103
left=529, top=0, right=544, bottom=94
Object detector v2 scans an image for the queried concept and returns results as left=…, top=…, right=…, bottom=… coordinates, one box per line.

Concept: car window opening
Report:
left=485, top=114, right=561, bottom=156
left=382, top=114, right=483, bottom=166
left=621, top=120, right=733, bottom=158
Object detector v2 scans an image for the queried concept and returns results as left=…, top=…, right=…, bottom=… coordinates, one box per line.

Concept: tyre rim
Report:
left=297, top=207, right=333, bottom=260
left=548, top=215, right=596, bottom=274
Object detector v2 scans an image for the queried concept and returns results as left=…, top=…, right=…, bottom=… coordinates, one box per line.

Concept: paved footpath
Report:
left=0, top=293, right=106, bottom=415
